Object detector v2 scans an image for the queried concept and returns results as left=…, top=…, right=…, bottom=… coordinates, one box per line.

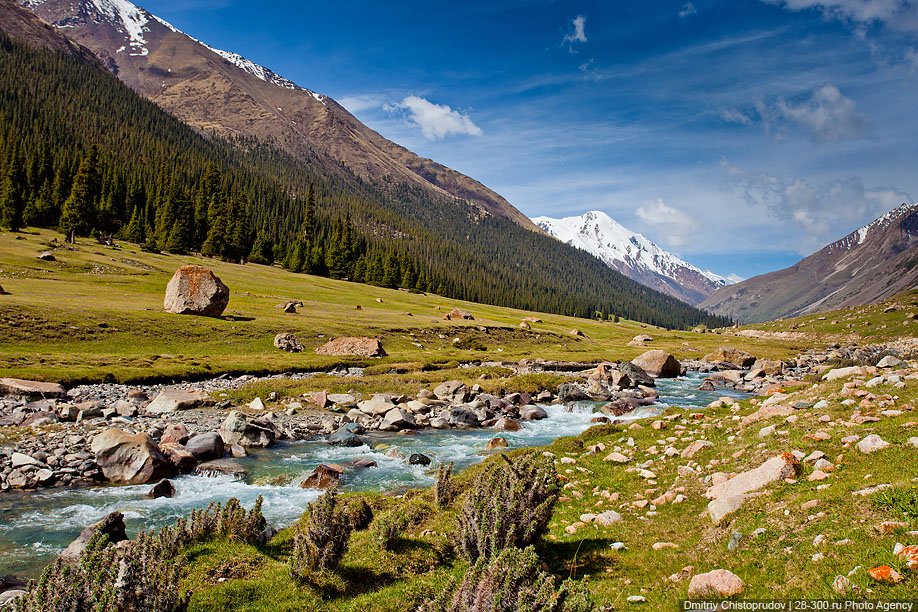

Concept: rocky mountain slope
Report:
left=700, top=203, right=918, bottom=323
left=20, top=0, right=537, bottom=231
left=534, top=210, right=731, bottom=305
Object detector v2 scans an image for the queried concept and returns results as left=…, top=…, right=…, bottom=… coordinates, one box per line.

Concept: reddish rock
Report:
left=163, top=265, right=229, bottom=317
left=159, top=442, right=197, bottom=473
left=443, top=308, right=474, bottom=320
left=894, top=543, right=918, bottom=570
left=160, top=424, right=190, bottom=445
left=301, top=463, right=344, bottom=489
left=867, top=565, right=901, bottom=583
left=315, top=337, right=386, bottom=357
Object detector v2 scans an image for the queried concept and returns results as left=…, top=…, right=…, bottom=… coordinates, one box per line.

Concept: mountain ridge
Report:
left=533, top=210, right=731, bottom=305
left=700, top=202, right=918, bottom=323
left=21, top=0, right=540, bottom=232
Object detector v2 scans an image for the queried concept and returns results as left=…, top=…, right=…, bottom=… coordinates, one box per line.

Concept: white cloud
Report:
left=391, top=96, right=482, bottom=141
left=762, top=0, right=918, bottom=32
left=679, top=3, right=698, bottom=18
left=719, top=85, right=869, bottom=143
left=719, top=107, right=754, bottom=125
left=635, top=198, right=701, bottom=248
left=721, top=160, right=910, bottom=251
left=768, top=84, right=869, bottom=143
left=338, top=94, right=387, bottom=114
left=563, top=15, right=588, bottom=46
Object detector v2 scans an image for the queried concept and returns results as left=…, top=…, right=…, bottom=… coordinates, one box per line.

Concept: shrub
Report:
left=15, top=530, right=187, bottom=612
left=424, top=546, right=593, bottom=612
left=290, top=489, right=353, bottom=577
left=434, top=462, right=456, bottom=509
left=372, top=511, right=406, bottom=551
left=457, top=452, right=560, bottom=562
left=156, top=496, right=266, bottom=557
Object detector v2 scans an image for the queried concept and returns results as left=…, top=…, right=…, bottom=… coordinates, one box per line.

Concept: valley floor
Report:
left=1, top=228, right=916, bottom=609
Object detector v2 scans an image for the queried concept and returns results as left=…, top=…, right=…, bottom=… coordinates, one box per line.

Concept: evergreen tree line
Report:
left=0, top=29, right=729, bottom=329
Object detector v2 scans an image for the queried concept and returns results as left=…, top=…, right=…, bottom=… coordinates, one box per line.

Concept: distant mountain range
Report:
left=533, top=211, right=732, bottom=305
left=700, top=203, right=918, bottom=323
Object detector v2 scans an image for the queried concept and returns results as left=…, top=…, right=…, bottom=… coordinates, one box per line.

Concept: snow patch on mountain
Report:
left=829, top=202, right=917, bottom=252
left=533, top=210, right=732, bottom=294
left=32, top=0, right=326, bottom=100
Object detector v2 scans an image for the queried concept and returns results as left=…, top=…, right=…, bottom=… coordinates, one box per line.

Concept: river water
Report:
left=0, top=372, right=744, bottom=577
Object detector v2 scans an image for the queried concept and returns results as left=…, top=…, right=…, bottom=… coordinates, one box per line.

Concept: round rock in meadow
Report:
left=163, top=265, right=230, bottom=317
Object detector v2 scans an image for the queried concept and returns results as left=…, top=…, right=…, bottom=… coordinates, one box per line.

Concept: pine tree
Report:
left=0, top=150, right=26, bottom=231
left=194, top=164, right=220, bottom=245
left=250, top=231, right=274, bottom=265
left=164, top=183, right=195, bottom=254
left=58, top=148, right=100, bottom=241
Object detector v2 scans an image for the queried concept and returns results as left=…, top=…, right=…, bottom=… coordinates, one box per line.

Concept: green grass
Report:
left=747, top=289, right=918, bottom=343
left=179, top=369, right=918, bottom=608
left=0, top=228, right=806, bottom=385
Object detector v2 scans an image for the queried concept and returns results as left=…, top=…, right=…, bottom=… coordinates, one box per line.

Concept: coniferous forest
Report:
left=0, top=31, right=729, bottom=329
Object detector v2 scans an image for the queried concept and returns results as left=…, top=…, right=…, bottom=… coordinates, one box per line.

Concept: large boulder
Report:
left=433, top=380, right=469, bottom=403
left=219, top=411, right=275, bottom=448
left=163, top=265, right=230, bottom=317
left=90, top=429, right=172, bottom=484
left=158, top=442, right=197, bottom=473
left=60, top=511, right=128, bottom=564
left=185, top=432, right=225, bottom=460
left=315, top=337, right=386, bottom=357
left=703, top=347, right=756, bottom=368
left=328, top=425, right=366, bottom=447
left=706, top=453, right=800, bottom=501
left=444, top=308, right=474, bottom=320
left=0, top=378, right=66, bottom=398
left=380, top=408, right=416, bottom=431
left=631, top=350, right=681, bottom=378
left=144, top=388, right=211, bottom=415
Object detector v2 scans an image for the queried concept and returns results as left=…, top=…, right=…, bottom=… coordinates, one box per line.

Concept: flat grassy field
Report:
left=0, top=228, right=807, bottom=385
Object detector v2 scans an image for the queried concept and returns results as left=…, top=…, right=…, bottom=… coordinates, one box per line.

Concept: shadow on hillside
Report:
left=539, top=537, right=617, bottom=579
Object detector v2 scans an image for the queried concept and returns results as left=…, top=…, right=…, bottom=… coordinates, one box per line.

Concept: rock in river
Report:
left=631, top=350, right=681, bottom=378
left=91, top=429, right=172, bottom=485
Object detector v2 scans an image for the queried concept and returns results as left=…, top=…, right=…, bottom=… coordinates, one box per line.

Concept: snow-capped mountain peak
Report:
left=24, top=0, right=326, bottom=101
left=533, top=210, right=732, bottom=305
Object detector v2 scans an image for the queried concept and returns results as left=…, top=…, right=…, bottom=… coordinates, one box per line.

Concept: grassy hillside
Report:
left=0, top=229, right=804, bottom=385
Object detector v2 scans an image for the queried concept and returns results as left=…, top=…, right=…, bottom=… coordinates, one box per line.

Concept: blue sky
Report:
left=143, top=0, right=918, bottom=279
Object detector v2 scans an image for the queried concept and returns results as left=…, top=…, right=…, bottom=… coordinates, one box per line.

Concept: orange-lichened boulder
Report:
left=164, top=265, right=229, bottom=317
